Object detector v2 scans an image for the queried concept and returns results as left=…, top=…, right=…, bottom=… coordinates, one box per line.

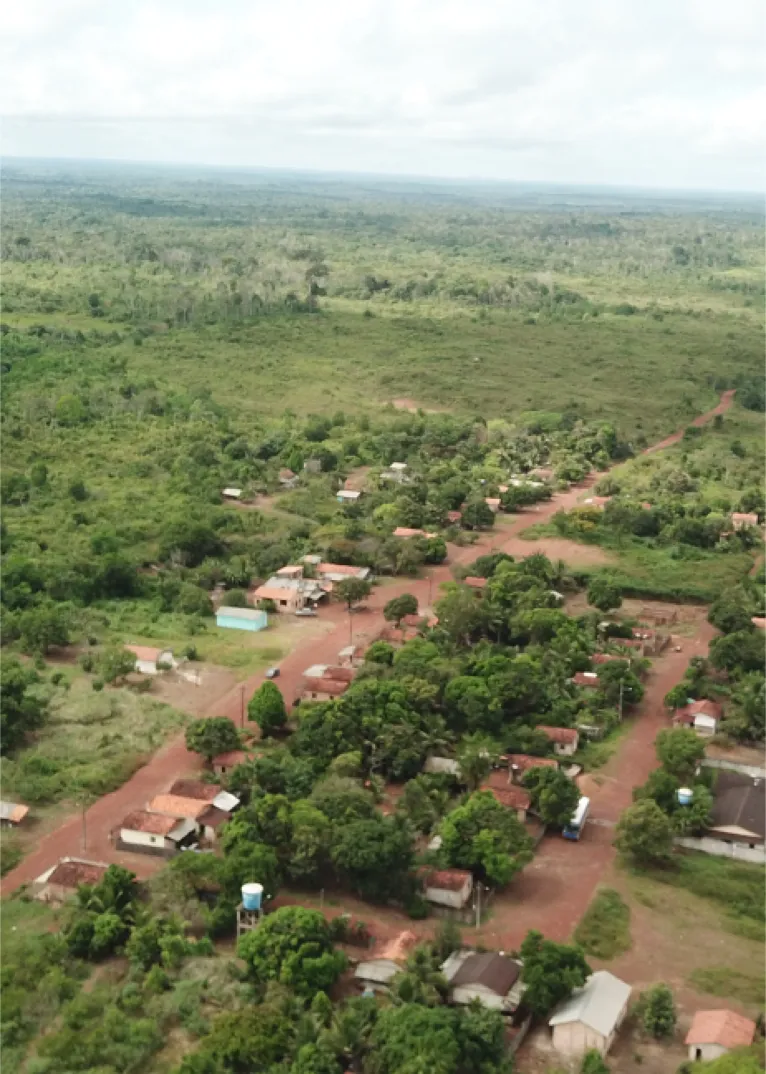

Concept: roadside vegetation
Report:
left=574, top=887, right=632, bottom=959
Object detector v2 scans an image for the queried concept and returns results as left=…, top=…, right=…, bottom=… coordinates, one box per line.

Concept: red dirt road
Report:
left=641, top=389, right=735, bottom=455
left=0, top=391, right=733, bottom=896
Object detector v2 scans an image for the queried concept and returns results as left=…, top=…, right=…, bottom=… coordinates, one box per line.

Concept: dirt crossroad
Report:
left=0, top=390, right=734, bottom=896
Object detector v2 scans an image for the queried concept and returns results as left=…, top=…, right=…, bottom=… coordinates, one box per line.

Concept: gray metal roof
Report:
left=355, top=959, right=400, bottom=985
left=212, top=790, right=240, bottom=813
left=549, top=971, right=631, bottom=1036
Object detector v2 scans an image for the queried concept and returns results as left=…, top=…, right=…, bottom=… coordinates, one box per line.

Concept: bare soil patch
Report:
left=391, top=397, right=449, bottom=414
left=503, top=536, right=614, bottom=567
left=150, top=663, right=239, bottom=716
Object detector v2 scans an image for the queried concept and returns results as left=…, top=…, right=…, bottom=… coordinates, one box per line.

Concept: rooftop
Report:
left=421, top=867, right=472, bottom=892
left=0, top=801, right=29, bottom=824
left=537, top=725, right=579, bottom=745
left=549, top=970, right=631, bottom=1036
left=731, top=512, right=758, bottom=525
left=450, top=952, right=521, bottom=995
left=482, top=783, right=532, bottom=811
left=198, top=805, right=231, bottom=829
left=125, top=645, right=161, bottom=661
left=572, top=671, right=600, bottom=687
left=377, top=929, right=418, bottom=963
left=710, top=770, right=765, bottom=839
left=147, top=795, right=211, bottom=820
left=303, top=676, right=349, bottom=696
left=168, top=780, right=219, bottom=802
left=675, top=699, right=723, bottom=721
left=212, top=749, right=249, bottom=767
left=47, top=859, right=108, bottom=889
left=216, top=605, right=266, bottom=619
left=121, top=810, right=179, bottom=836
left=685, top=1009, right=756, bottom=1050
left=504, top=753, right=558, bottom=772
left=464, top=576, right=488, bottom=589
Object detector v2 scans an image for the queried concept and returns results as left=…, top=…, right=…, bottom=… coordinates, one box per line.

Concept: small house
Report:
left=315, top=563, right=371, bottom=583
left=673, top=699, right=722, bottom=737
left=381, top=462, right=409, bottom=484
left=591, top=653, right=621, bottom=665
left=731, top=512, right=758, bottom=530
left=689, top=769, right=765, bottom=862
left=168, top=779, right=219, bottom=803
left=302, top=676, right=349, bottom=702
left=685, top=1010, right=756, bottom=1062
left=485, top=497, right=501, bottom=512
left=212, top=750, right=249, bottom=777
left=277, top=564, right=304, bottom=580
left=447, top=510, right=463, bottom=524
left=442, top=950, right=525, bottom=1012
left=0, top=800, right=29, bottom=827
left=126, top=646, right=176, bottom=675
left=355, top=930, right=418, bottom=993
left=252, top=581, right=304, bottom=613
left=537, top=726, right=579, bottom=757
left=34, top=858, right=109, bottom=904
left=549, top=970, right=631, bottom=1058
left=222, top=487, right=242, bottom=500
left=337, top=489, right=361, bottom=505
left=421, top=868, right=473, bottom=912
left=118, top=810, right=196, bottom=855
left=337, top=644, right=360, bottom=667
left=216, top=606, right=269, bottom=632
left=464, top=576, right=488, bottom=590
left=278, top=468, right=299, bottom=488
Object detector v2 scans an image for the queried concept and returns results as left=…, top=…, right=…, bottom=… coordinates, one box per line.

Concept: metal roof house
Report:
left=215, top=606, right=268, bottom=632
left=442, top=950, right=525, bottom=1012
left=354, top=930, right=418, bottom=993
left=0, top=800, right=30, bottom=827
left=549, top=970, right=631, bottom=1057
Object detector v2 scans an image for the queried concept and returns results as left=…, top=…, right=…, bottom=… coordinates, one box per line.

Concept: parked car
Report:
left=265, top=667, right=280, bottom=679
left=296, top=608, right=317, bottom=617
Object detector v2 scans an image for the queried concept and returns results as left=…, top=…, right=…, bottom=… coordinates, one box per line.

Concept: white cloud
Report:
left=1, top=0, right=763, bottom=189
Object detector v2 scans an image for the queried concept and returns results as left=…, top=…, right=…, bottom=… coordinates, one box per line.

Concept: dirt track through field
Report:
left=0, top=390, right=735, bottom=896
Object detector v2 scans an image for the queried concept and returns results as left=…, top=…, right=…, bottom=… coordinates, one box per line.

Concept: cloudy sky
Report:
left=2, top=0, right=764, bottom=191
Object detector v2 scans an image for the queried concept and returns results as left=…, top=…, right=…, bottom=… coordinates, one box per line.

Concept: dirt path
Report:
left=0, top=391, right=733, bottom=896
left=641, top=389, right=736, bottom=455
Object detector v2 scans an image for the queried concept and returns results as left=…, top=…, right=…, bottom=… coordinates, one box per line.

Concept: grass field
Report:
left=574, top=887, right=632, bottom=959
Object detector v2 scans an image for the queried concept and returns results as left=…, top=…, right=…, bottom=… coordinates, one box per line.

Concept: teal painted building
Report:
left=216, top=607, right=268, bottom=632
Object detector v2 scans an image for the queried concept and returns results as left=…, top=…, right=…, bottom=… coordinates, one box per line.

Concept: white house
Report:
left=685, top=1010, right=756, bottom=1062
left=222, top=487, right=242, bottom=500
left=442, top=950, right=525, bottom=1012
left=126, top=645, right=176, bottom=675
left=537, top=725, right=580, bottom=757
left=672, top=699, right=723, bottom=737
left=337, top=489, right=361, bottom=505
left=420, top=868, right=473, bottom=911
left=118, top=810, right=197, bottom=855
left=549, top=971, right=631, bottom=1058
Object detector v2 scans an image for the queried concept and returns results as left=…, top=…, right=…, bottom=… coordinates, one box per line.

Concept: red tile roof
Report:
left=47, top=860, right=108, bottom=889
left=303, top=677, right=349, bottom=697
left=168, top=780, right=219, bottom=801
left=464, top=576, right=488, bottom=589
left=447, top=510, right=462, bottom=523
left=732, top=512, right=758, bottom=526
left=317, top=562, right=364, bottom=576
left=323, top=665, right=355, bottom=682
left=125, top=645, right=160, bottom=662
left=504, top=753, right=558, bottom=773
left=674, top=699, right=722, bottom=723
left=537, top=725, right=579, bottom=745
left=482, top=783, right=531, bottom=811
left=147, top=795, right=210, bottom=820
left=591, top=653, right=621, bottom=664
left=685, top=1010, right=756, bottom=1049
left=393, top=526, right=427, bottom=538
left=572, top=671, right=600, bottom=687
left=121, top=810, right=178, bottom=835
left=421, top=867, right=472, bottom=891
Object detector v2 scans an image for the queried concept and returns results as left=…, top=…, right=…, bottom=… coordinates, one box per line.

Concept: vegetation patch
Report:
left=688, top=966, right=764, bottom=1006
left=574, top=887, right=632, bottom=959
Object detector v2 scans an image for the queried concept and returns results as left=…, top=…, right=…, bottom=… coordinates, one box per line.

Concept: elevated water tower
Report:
left=237, top=882, right=264, bottom=938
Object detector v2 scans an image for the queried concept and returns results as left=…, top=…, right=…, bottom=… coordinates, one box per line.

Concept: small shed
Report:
left=485, top=497, right=501, bottom=512
left=0, top=800, right=29, bottom=827
left=685, top=1009, right=756, bottom=1062
left=424, top=755, right=461, bottom=777
left=126, top=646, right=176, bottom=675
left=537, top=725, right=580, bottom=757
left=731, top=512, right=758, bottom=530
left=168, top=779, right=219, bottom=802
left=337, top=644, right=359, bottom=667
left=673, top=699, right=722, bottom=737
left=337, top=489, right=361, bottom=504
left=215, top=606, right=268, bottom=632
left=549, top=970, right=631, bottom=1057
left=302, top=676, right=349, bottom=702
left=278, top=468, right=298, bottom=488
left=572, top=671, right=600, bottom=688
left=222, top=487, right=242, bottom=500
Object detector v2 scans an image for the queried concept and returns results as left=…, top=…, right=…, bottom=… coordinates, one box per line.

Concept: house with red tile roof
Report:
left=302, top=676, right=350, bottom=702
left=420, top=867, right=474, bottom=911
left=212, top=750, right=250, bottom=777
left=464, top=576, right=488, bottom=590
left=672, top=699, right=723, bottom=736
left=537, top=725, right=579, bottom=756
left=504, top=754, right=558, bottom=784
left=571, top=671, right=600, bottom=688
left=685, top=1010, right=756, bottom=1062
left=481, top=780, right=531, bottom=820
left=731, top=512, right=759, bottom=530
left=34, top=858, right=109, bottom=904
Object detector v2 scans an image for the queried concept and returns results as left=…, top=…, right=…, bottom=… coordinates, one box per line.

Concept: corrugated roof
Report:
left=0, top=801, right=29, bottom=823
left=685, top=1010, right=756, bottom=1049
left=212, top=790, right=240, bottom=812
left=710, top=770, right=765, bottom=839
left=451, top=952, right=520, bottom=995
left=217, top=605, right=267, bottom=619
left=121, top=810, right=178, bottom=836
left=549, top=971, right=631, bottom=1036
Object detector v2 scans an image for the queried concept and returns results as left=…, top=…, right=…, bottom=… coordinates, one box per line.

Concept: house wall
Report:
left=216, top=612, right=268, bottom=631
left=553, top=741, right=577, bottom=757
left=135, top=658, right=158, bottom=675
left=688, top=1044, right=727, bottom=1062
left=120, top=829, right=172, bottom=854
left=676, top=836, right=765, bottom=864
left=424, top=882, right=471, bottom=910
left=552, top=1022, right=607, bottom=1057
left=451, top=984, right=504, bottom=1010
left=693, top=716, right=717, bottom=736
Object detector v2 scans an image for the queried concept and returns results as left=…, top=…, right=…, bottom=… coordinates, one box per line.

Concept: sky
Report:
left=2, top=0, right=764, bottom=191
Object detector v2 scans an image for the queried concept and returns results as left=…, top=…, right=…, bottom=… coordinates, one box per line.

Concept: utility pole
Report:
left=475, top=883, right=482, bottom=929
left=81, top=800, right=88, bottom=851
left=618, top=679, right=624, bottom=721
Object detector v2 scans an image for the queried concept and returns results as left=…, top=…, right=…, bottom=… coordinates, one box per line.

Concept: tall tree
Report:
left=519, top=930, right=591, bottom=1016
left=185, top=717, right=240, bottom=763
left=248, top=681, right=288, bottom=737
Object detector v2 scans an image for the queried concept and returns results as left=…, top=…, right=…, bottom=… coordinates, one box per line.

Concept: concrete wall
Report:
left=425, top=879, right=472, bottom=910
left=120, top=829, right=172, bottom=853
left=676, top=836, right=765, bottom=864
left=688, top=1043, right=727, bottom=1062
left=553, top=741, right=577, bottom=757
left=702, top=759, right=766, bottom=780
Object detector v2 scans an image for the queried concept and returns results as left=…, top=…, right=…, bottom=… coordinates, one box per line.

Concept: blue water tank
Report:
left=242, top=883, right=263, bottom=911
left=677, top=787, right=693, bottom=806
